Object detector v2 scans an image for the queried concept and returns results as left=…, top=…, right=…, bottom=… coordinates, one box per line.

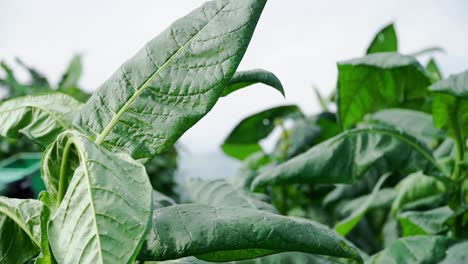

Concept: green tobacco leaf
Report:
left=273, top=113, right=338, bottom=160
left=335, top=173, right=389, bottom=236
left=426, top=58, right=442, bottom=81
left=367, top=236, right=453, bottom=264
left=58, top=54, right=89, bottom=102
left=138, top=204, right=362, bottom=263
left=391, top=171, right=448, bottom=214
left=222, top=105, right=302, bottom=159
left=0, top=197, right=42, bottom=264
left=366, top=23, right=398, bottom=54
left=338, top=53, right=431, bottom=130
left=153, top=190, right=176, bottom=209
left=74, top=0, right=267, bottom=160
left=0, top=61, right=47, bottom=99
left=398, top=206, right=452, bottom=236
left=369, top=109, right=444, bottom=147
left=335, top=188, right=396, bottom=218
left=0, top=94, right=82, bottom=147
left=186, top=178, right=277, bottom=213
left=222, top=143, right=263, bottom=160
left=45, top=131, right=153, bottom=264
left=429, top=70, right=468, bottom=145
left=15, top=58, right=50, bottom=89
left=251, top=126, right=441, bottom=191
left=440, top=241, right=468, bottom=264
left=159, top=253, right=343, bottom=264
left=222, top=69, right=284, bottom=97
left=58, top=54, right=82, bottom=90
left=229, top=151, right=272, bottom=189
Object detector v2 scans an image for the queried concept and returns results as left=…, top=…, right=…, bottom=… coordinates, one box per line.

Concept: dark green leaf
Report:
left=15, top=58, right=50, bottom=89
left=366, top=23, right=398, bottom=54
left=158, top=253, right=343, bottom=264
left=138, top=204, right=362, bottom=263
left=273, top=113, right=338, bottom=160
left=251, top=126, right=441, bottom=191
left=74, top=0, right=267, bottom=160
left=368, top=108, right=444, bottom=147
left=58, top=54, right=82, bottom=90
left=440, top=240, right=468, bottom=263
left=222, top=105, right=302, bottom=160
left=44, top=131, right=153, bottom=263
left=222, top=69, right=284, bottom=97
left=0, top=62, right=48, bottom=99
left=338, top=53, right=431, bottom=130
left=335, top=173, right=389, bottom=236
left=429, top=70, right=468, bottom=145
left=335, top=188, right=396, bottom=218
left=367, top=236, right=453, bottom=264
left=222, top=143, right=263, bottom=160
left=0, top=94, right=82, bottom=147
left=398, top=206, right=452, bottom=236
left=186, top=178, right=277, bottom=213
left=426, top=58, right=442, bottom=81
left=391, top=171, right=448, bottom=214
left=229, top=151, right=272, bottom=189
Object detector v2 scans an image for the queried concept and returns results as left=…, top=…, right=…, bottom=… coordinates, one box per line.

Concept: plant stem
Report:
left=451, top=100, right=466, bottom=238
left=57, top=140, right=73, bottom=206
left=276, top=118, right=290, bottom=215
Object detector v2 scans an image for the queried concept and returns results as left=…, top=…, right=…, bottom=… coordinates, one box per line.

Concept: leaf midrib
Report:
left=94, top=3, right=229, bottom=145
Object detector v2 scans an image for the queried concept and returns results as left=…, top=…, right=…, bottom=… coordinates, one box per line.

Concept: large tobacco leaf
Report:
left=186, top=178, right=277, bottom=213
left=366, top=23, right=398, bottom=54
left=159, top=253, right=343, bottom=264
left=429, top=70, right=468, bottom=144
left=138, top=204, right=363, bottom=263
left=0, top=94, right=82, bottom=147
left=251, top=126, right=441, bottom=191
left=369, top=109, right=444, bottom=147
left=0, top=197, right=42, bottom=264
left=367, top=236, right=455, bottom=263
left=74, top=0, right=267, bottom=160
left=335, top=173, right=389, bottom=236
left=229, top=151, right=273, bottom=189
left=44, top=131, right=153, bottom=264
left=337, top=53, right=431, bottom=130
left=222, top=105, right=302, bottom=160
left=398, top=206, right=452, bottom=236
left=222, top=69, right=284, bottom=97
left=391, top=171, right=448, bottom=214
left=273, top=113, right=338, bottom=160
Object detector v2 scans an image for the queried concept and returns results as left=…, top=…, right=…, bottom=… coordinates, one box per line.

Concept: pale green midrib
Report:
left=94, top=4, right=228, bottom=145
left=78, top=142, right=104, bottom=264
left=0, top=204, right=40, bottom=248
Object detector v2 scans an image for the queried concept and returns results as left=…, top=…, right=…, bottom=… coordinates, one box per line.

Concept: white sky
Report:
left=1, top=0, right=467, bottom=154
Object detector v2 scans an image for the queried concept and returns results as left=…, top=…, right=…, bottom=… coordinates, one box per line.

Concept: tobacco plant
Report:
left=0, top=0, right=365, bottom=263
left=220, top=23, right=468, bottom=263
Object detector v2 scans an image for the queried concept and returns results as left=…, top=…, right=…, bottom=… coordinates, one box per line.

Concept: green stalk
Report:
left=451, top=100, right=466, bottom=238
left=277, top=119, right=290, bottom=215
left=57, top=140, right=73, bottom=206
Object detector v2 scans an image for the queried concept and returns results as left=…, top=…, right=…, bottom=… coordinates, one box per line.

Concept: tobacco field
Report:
left=0, top=0, right=467, bottom=263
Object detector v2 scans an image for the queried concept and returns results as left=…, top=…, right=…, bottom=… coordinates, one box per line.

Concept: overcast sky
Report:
left=1, top=0, right=467, bottom=154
